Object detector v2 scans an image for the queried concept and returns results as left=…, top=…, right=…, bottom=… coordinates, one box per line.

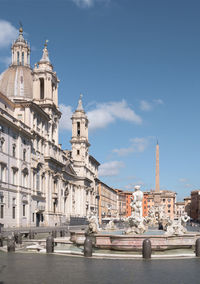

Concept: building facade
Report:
left=175, top=202, right=185, bottom=217
left=115, top=189, right=126, bottom=219
left=0, top=27, right=100, bottom=228
left=184, top=197, right=191, bottom=217
left=97, top=181, right=118, bottom=224
left=142, top=190, right=176, bottom=220
left=190, top=191, right=200, bottom=221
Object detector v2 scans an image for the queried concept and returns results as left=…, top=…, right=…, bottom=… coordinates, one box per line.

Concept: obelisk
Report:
left=154, top=141, right=161, bottom=205
left=155, top=141, right=159, bottom=192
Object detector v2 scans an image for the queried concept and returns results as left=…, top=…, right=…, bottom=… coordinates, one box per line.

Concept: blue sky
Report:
left=0, top=0, right=200, bottom=200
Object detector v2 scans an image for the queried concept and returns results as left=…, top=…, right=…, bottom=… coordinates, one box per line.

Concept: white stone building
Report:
left=0, top=27, right=100, bottom=228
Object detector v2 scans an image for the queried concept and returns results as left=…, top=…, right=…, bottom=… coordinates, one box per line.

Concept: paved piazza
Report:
left=0, top=253, right=200, bottom=284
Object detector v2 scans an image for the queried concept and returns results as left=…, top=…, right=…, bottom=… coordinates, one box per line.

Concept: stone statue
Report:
left=86, top=212, right=99, bottom=235
left=144, top=205, right=169, bottom=229
left=105, top=218, right=116, bottom=231
left=164, top=213, right=190, bottom=236
left=130, top=185, right=143, bottom=218
left=125, top=185, right=147, bottom=235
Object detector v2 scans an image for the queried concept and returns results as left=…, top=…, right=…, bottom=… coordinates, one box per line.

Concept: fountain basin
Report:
left=70, top=230, right=200, bottom=251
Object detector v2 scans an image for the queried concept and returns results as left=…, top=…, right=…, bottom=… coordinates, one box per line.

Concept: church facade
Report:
left=0, top=27, right=100, bottom=228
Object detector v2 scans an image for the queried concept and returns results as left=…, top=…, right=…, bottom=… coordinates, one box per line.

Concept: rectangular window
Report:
left=12, top=170, right=16, bottom=185
left=0, top=139, right=4, bottom=152
left=32, top=213, right=34, bottom=222
left=23, top=204, right=25, bottom=217
left=40, top=78, right=44, bottom=100
left=13, top=145, right=16, bottom=157
left=36, top=172, right=40, bottom=191
left=12, top=206, right=15, bottom=219
left=33, top=172, right=36, bottom=189
left=0, top=165, right=6, bottom=182
left=0, top=205, right=3, bottom=218
left=0, top=125, right=4, bottom=133
left=77, top=150, right=80, bottom=155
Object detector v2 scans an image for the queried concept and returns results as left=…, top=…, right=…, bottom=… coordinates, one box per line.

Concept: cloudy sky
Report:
left=1, top=0, right=200, bottom=200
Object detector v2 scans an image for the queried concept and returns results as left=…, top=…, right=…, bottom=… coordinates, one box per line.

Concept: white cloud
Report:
left=139, top=99, right=164, bottom=112
left=71, top=0, right=109, bottom=8
left=72, top=0, right=94, bottom=7
left=59, top=104, right=73, bottom=131
left=179, top=178, right=188, bottom=183
left=153, top=99, right=164, bottom=105
left=139, top=100, right=152, bottom=111
left=0, top=20, right=18, bottom=48
left=113, top=137, right=150, bottom=157
left=124, top=181, right=145, bottom=190
left=88, top=100, right=142, bottom=130
left=99, top=161, right=124, bottom=177
left=59, top=100, right=142, bottom=131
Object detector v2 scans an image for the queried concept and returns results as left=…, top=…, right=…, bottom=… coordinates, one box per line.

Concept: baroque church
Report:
left=0, top=27, right=100, bottom=228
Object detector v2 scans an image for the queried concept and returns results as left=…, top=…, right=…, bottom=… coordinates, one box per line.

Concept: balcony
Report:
left=35, top=204, right=45, bottom=213
left=37, top=205, right=45, bottom=212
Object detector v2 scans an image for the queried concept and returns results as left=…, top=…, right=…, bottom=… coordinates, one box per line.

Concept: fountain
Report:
left=70, top=186, right=200, bottom=253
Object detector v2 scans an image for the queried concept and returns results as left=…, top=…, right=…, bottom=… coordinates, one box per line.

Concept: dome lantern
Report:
left=11, top=25, right=31, bottom=67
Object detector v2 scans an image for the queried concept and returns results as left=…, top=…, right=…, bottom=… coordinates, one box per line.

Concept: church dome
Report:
left=0, top=65, right=33, bottom=100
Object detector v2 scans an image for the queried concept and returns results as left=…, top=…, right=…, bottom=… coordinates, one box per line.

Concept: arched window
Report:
left=17, top=51, right=20, bottom=65
left=40, top=78, right=44, bottom=99
left=23, top=149, right=26, bottom=161
left=77, top=122, right=80, bottom=136
left=22, top=52, right=24, bottom=65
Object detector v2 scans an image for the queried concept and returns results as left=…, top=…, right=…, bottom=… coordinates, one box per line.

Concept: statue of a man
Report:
left=130, top=185, right=143, bottom=218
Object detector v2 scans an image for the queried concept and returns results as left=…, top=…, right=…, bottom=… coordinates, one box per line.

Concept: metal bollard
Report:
left=7, top=235, right=15, bottom=252
left=46, top=236, right=54, bottom=253
left=52, top=230, right=57, bottom=238
left=142, top=239, right=151, bottom=259
left=29, top=230, right=35, bottom=239
left=195, top=238, right=200, bottom=257
left=84, top=235, right=93, bottom=257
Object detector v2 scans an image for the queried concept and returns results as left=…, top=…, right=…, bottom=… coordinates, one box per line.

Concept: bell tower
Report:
left=33, top=41, right=59, bottom=107
left=70, top=95, right=90, bottom=175
left=11, top=25, right=30, bottom=67
left=33, top=41, right=60, bottom=145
